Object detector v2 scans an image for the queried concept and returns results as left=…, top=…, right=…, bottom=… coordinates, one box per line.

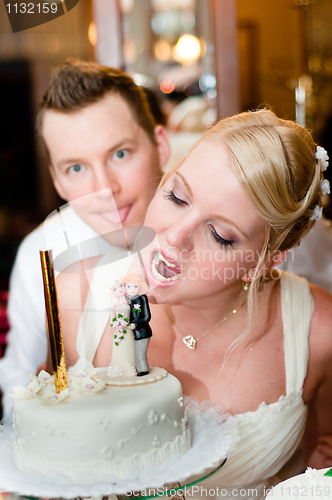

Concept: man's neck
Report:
left=126, top=294, right=140, bottom=302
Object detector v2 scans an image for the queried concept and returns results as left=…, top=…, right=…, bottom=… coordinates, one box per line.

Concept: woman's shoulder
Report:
left=310, top=283, right=332, bottom=336
left=303, top=283, right=332, bottom=404
left=305, top=285, right=332, bottom=385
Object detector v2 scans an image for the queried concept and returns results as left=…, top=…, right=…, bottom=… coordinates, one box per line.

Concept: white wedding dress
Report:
left=107, top=302, right=136, bottom=377
left=73, top=264, right=313, bottom=499
left=195, top=271, right=314, bottom=499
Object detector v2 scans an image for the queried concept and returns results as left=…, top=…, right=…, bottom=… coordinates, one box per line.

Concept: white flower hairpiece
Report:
left=320, top=179, right=331, bottom=196
left=316, top=146, right=329, bottom=172
left=310, top=204, right=323, bottom=221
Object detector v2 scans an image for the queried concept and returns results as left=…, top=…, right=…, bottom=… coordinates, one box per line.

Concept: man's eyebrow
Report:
left=57, top=158, right=83, bottom=169
left=56, top=139, right=136, bottom=168
left=175, top=171, right=249, bottom=239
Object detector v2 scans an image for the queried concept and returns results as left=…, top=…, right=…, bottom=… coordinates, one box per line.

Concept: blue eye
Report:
left=114, top=149, right=127, bottom=159
left=69, top=164, right=83, bottom=173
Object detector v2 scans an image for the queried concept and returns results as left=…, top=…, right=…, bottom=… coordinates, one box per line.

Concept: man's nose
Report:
left=93, top=167, right=121, bottom=198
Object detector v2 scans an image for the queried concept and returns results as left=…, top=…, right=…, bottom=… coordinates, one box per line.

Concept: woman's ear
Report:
left=241, top=250, right=287, bottom=282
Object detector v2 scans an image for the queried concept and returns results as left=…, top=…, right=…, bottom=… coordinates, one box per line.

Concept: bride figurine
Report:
left=107, top=276, right=136, bottom=377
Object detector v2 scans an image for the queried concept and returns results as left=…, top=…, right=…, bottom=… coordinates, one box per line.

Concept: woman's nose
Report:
left=165, top=217, right=194, bottom=252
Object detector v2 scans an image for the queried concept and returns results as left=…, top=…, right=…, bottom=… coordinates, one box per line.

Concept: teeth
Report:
left=152, top=252, right=181, bottom=282
left=158, top=252, right=176, bottom=268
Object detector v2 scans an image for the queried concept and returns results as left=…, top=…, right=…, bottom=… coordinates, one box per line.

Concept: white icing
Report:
left=266, top=468, right=332, bottom=499
left=13, top=368, right=191, bottom=481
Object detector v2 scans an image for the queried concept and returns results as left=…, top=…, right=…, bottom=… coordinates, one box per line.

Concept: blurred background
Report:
left=0, top=0, right=332, bottom=293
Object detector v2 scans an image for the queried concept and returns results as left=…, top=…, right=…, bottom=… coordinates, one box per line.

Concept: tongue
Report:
left=157, top=260, right=177, bottom=279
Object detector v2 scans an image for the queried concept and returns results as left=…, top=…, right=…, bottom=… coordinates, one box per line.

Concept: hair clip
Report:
left=316, top=146, right=329, bottom=172
left=310, top=204, right=323, bottom=221
left=320, top=179, right=330, bottom=196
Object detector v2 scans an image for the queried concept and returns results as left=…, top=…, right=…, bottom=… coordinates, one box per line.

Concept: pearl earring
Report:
left=243, top=280, right=250, bottom=291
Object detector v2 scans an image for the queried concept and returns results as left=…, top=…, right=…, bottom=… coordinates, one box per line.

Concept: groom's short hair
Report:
left=124, top=273, right=142, bottom=290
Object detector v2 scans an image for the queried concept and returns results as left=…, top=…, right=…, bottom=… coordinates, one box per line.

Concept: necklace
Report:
left=162, top=302, right=244, bottom=350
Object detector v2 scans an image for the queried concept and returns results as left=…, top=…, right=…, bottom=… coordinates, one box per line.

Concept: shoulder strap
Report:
left=75, top=252, right=134, bottom=366
left=280, top=271, right=315, bottom=394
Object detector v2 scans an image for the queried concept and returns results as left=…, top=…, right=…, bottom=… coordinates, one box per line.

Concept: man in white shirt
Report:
left=0, top=59, right=170, bottom=422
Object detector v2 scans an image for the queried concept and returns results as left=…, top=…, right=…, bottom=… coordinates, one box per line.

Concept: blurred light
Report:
left=160, top=79, right=175, bottom=94
left=308, top=54, right=322, bottom=72
left=207, top=89, right=217, bottom=99
left=154, top=39, right=171, bottom=61
left=133, top=73, right=155, bottom=88
left=152, top=0, right=195, bottom=11
left=180, top=10, right=195, bottom=30
left=295, top=86, right=305, bottom=105
left=172, top=34, right=201, bottom=64
left=199, top=73, right=216, bottom=92
left=151, top=11, right=182, bottom=37
left=299, top=74, right=312, bottom=92
left=120, top=0, right=134, bottom=14
left=323, top=58, right=332, bottom=74
left=123, top=38, right=135, bottom=65
left=200, top=37, right=207, bottom=57
left=88, top=22, right=98, bottom=47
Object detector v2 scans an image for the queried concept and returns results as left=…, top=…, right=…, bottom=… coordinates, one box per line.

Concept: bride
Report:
left=138, top=109, right=332, bottom=496
left=56, top=109, right=332, bottom=498
left=107, top=276, right=136, bottom=377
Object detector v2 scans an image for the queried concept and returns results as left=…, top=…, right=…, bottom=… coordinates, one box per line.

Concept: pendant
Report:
left=183, top=335, right=197, bottom=350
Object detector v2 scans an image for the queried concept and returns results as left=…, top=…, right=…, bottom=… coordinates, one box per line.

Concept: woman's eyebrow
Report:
left=175, top=171, right=248, bottom=239
left=175, top=171, right=193, bottom=197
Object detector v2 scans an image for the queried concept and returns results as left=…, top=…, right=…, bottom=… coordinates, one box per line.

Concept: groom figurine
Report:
left=124, top=273, right=152, bottom=376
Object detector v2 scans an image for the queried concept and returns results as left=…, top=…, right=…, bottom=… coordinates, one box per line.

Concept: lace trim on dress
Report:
left=234, top=389, right=303, bottom=429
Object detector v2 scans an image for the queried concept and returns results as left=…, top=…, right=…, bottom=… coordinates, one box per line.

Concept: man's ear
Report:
left=154, top=125, right=171, bottom=170
left=48, top=165, right=66, bottom=200
left=241, top=250, right=287, bottom=282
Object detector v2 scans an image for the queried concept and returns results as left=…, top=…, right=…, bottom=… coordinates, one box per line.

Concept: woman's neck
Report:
left=117, top=296, right=128, bottom=305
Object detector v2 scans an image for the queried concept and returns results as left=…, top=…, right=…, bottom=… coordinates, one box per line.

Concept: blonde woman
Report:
left=140, top=109, right=332, bottom=497
left=55, top=109, right=332, bottom=497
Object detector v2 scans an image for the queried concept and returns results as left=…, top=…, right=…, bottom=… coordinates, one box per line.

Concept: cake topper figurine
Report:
left=124, top=273, right=152, bottom=376
left=107, top=276, right=137, bottom=377
left=39, top=249, right=68, bottom=393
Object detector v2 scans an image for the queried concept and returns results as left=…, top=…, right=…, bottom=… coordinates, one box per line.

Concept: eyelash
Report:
left=163, top=188, right=187, bottom=206
left=208, top=225, right=235, bottom=249
left=164, top=189, right=235, bottom=249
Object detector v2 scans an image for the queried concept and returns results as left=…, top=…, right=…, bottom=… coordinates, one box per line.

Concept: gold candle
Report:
left=40, top=249, right=68, bottom=393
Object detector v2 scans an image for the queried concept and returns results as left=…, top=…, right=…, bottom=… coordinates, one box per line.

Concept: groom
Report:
left=124, top=273, right=152, bottom=376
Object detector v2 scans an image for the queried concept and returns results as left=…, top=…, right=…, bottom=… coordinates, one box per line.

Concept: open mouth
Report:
left=151, top=251, right=181, bottom=282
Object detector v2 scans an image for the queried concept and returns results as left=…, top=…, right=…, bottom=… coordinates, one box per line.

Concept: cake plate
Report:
left=0, top=400, right=238, bottom=499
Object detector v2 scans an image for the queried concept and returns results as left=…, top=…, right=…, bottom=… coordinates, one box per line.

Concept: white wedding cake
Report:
left=12, top=367, right=191, bottom=481
left=266, top=468, right=332, bottom=499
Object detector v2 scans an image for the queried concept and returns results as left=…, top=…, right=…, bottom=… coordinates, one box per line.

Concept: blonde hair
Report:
left=124, top=273, right=142, bottom=290
left=107, top=275, right=124, bottom=306
left=162, top=109, right=325, bottom=340
left=198, top=109, right=323, bottom=330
